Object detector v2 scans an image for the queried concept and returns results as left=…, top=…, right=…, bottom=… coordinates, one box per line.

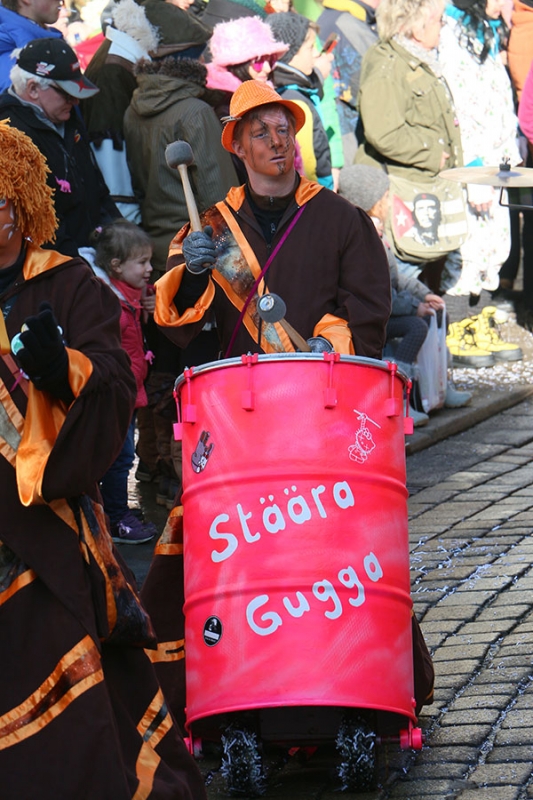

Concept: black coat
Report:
left=0, top=91, right=120, bottom=256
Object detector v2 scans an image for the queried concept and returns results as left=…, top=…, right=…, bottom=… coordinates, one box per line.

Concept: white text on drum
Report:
left=209, top=481, right=355, bottom=563
left=246, top=554, right=384, bottom=636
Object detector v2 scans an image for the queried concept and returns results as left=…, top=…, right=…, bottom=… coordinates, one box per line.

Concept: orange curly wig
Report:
left=0, top=119, right=57, bottom=246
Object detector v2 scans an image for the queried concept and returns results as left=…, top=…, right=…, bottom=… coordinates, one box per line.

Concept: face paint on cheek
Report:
left=276, top=134, right=294, bottom=173
left=248, top=137, right=260, bottom=170
left=1, top=222, right=15, bottom=240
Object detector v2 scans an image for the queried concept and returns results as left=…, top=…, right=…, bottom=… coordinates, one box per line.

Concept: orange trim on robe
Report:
left=132, top=688, right=174, bottom=800
left=154, top=264, right=215, bottom=329
left=145, top=640, right=185, bottom=663
left=0, top=568, right=37, bottom=607
left=0, top=635, right=103, bottom=750
left=22, top=243, right=73, bottom=281
left=154, top=505, right=184, bottom=556
left=16, top=348, right=93, bottom=506
left=222, top=176, right=322, bottom=214
left=0, top=313, right=10, bottom=355
left=313, top=314, right=356, bottom=356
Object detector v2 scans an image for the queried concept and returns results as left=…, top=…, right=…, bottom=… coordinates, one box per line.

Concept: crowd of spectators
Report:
left=0, top=0, right=531, bottom=513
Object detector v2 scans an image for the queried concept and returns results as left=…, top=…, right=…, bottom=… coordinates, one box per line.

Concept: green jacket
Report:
left=124, top=60, right=238, bottom=274
left=355, top=39, right=463, bottom=182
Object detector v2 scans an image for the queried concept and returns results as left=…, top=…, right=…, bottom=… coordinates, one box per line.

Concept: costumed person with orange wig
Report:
left=0, top=121, right=207, bottom=800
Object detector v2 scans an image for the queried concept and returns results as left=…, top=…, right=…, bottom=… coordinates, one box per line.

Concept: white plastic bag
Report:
left=416, top=311, right=447, bottom=413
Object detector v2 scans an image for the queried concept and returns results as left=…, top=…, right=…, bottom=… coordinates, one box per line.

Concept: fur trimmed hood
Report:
left=131, top=56, right=208, bottom=116
left=134, top=56, right=207, bottom=84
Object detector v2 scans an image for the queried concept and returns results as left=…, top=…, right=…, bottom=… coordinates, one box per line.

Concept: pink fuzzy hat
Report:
left=209, top=15, right=289, bottom=67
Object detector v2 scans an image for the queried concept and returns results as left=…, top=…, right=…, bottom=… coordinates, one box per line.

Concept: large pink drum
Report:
left=174, top=353, right=416, bottom=738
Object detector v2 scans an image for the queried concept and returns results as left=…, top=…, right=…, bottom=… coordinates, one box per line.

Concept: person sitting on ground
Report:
left=338, top=163, right=472, bottom=424
left=0, top=119, right=207, bottom=800
left=0, top=37, right=121, bottom=257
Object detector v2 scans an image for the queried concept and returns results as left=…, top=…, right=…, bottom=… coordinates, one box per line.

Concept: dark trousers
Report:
left=386, top=315, right=429, bottom=363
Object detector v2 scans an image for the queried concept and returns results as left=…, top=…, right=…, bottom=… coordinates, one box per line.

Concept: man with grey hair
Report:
left=0, top=37, right=121, bottom=256
left=0, top=0, right=63, bottom=91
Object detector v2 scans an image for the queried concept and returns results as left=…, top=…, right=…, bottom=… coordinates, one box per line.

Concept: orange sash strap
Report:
left=211, top=202, right=296, bottom=354
left=0, top=312, right=10, bottom=355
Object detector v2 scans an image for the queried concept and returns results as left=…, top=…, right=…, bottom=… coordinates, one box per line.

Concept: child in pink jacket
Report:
left=95, top=219, right=157, bottom=544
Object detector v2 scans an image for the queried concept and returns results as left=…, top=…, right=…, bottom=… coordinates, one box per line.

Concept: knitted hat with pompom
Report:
left=208, top=16, right=288, bottom=67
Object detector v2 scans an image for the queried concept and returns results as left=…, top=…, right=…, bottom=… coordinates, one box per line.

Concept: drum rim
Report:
left=174, top=353, right=405, bottom=392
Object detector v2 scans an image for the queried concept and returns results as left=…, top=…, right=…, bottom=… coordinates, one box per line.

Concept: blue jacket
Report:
left=0, top=6, right=62, bottom=92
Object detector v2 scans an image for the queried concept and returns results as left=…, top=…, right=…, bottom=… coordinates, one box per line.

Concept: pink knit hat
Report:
left=208, top=16, right=289, bottom=67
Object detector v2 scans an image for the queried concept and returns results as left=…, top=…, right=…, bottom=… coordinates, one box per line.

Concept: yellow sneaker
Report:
left=467, top=307, right=523, bottom=362
left=446, top=322, right=495, bottom=368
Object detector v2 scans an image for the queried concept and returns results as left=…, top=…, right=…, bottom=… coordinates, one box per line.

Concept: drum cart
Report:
left=174, top=353, right=424, bottom=795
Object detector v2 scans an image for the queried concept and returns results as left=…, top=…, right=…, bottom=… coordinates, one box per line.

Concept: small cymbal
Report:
left=440, top=165, right=533, bottom=187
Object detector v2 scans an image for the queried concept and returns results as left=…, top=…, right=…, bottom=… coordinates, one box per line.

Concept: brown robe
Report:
left=0, top=244, right=206, bottom=799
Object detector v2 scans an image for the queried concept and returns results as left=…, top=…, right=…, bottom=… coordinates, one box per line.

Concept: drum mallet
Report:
left=257, top=293, right=311, bottom=352
left=165, top=140, right=202, bottom=232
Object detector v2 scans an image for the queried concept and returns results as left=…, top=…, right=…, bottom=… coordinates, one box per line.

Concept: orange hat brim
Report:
left=221, top=97, right=306, bottom=153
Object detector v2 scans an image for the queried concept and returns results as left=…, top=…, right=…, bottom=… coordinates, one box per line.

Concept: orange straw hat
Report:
left=221, top=81, right=306, bottom=153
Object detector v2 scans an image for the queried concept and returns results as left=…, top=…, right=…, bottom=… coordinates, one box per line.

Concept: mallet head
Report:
left=257, top=293, right=286, bottom=323
left=165, top=140, right=194, bottom=169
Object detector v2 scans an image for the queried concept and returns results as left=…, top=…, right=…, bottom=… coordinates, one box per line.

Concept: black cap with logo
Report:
left=17, top=38, right=99, bottom=99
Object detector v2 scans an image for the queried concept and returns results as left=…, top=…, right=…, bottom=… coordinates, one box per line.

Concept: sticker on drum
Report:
left=192, top=430, right=214, bottom=473
left=348, top=409, right=381, bottom=464
left=203, top=616, right=223, bottom=646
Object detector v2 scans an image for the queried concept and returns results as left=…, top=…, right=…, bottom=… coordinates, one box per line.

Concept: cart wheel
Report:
left=335, top=716, right=377, bottom=793
left=220, top=724, right=266, bottom=797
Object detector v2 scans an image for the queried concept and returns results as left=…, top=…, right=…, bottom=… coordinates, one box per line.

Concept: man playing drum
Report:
left=154, top=81, right=391, bottom=359
left=144, top=82, right=434, bottom=740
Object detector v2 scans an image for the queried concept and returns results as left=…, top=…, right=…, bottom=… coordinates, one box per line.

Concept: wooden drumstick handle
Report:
left=177, top=163, right=202, bottom=232
left=279, top=318, right=311, bottom=352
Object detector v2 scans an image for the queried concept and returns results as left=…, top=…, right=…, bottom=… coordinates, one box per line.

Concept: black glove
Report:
left=307, top=336, right=334, bottom=353
left=15, top=302, right=74, bottom=404
left=182, top=226, right=216, bottom=274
